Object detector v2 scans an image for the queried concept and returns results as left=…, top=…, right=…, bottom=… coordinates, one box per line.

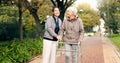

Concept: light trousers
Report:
left=65, top=44, right=78, bottom=63
left=42, top=39, right=57, bottom=63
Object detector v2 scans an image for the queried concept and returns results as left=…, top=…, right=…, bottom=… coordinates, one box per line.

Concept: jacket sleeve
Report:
left=59, top=20, right=66, bottom=37
left=45, top=17, right=57, bottom=38
left=79, top=18, right=84, bottom=40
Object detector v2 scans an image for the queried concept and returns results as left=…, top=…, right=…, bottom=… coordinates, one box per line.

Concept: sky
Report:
left=74, top=0, right=98, bottom=11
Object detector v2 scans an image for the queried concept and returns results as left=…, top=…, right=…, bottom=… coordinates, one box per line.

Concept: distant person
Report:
left=59, top=7, right=84, bottom=63
left=42, top=6, right=62, bottom=63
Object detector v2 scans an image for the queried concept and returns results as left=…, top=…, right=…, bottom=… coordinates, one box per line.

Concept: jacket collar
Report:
left=67, top=17, right=78, bottom=22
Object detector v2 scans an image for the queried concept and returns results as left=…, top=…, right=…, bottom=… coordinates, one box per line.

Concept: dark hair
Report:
left=52, top=6, right=59, bottom=12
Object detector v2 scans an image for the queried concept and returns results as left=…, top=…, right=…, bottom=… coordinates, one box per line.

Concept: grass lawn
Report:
left=109, top=34, right=120, bottom=50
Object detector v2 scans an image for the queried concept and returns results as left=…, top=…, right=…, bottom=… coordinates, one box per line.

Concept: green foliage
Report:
left=22, top=13, right=40, bottom=38
left=0, top=0, right=13, bottom=6
left=0, top=38, right=43, bottom=63
left=78, top=3, right=100, bottom=27
left=38, top=1, right=52, bottom=23
left=77, top=3, right=100, bottom=32
left=98, top=0, right=120, bottom=34
left=108, top=34, right=120, bottom=38
left=0, top=0, right=54, bottom=40
left=0, top=5, right=19, bottom=41
left=0, top=5, right=42, bottom=40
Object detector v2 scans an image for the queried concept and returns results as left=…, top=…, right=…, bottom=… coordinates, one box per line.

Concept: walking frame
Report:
left=56, top=41, right=82, bottom=63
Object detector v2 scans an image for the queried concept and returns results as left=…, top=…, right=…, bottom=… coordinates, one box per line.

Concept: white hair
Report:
left=67, top=7, right=78, bottom=16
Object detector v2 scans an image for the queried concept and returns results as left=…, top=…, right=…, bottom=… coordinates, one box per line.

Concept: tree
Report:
left=17, top=0, right=23, bottom=40
left=98, top=0, right=120, bottom=34
left=77, top=3, right=100, bottom=32
left=8, top=0, right=45, bottom=37
left=0, top=0, right=53, bottom=40
left=0, top=5, right=19, bottom=41
left=23, top=0, right=52, bottom=38
left=50, top=0, right=76, bottom=21
left=23, top=0, right=45, bottom=37
left=0, top=0, right=26, bottom=40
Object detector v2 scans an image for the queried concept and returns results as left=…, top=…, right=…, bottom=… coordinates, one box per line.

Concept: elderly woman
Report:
left=59, top=7, right=84, bottom=63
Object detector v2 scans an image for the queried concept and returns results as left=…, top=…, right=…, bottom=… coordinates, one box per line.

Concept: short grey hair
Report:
left=67, top=7, right=78, bottom=16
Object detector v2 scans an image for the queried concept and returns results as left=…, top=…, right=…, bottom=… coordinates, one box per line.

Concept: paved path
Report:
left=102, top=36, right=120, bottom=63
left=81, top=36, right=104, bottom=63
left=29, top=35, right=120, bottom=63
left=29, top=55, right=42, bottom=63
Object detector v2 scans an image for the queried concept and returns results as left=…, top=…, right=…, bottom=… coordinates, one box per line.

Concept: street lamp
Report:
left=80, top=9, right=83, bottom=12
left=28, top=0, right=32, bottom=5
left=79, top=9, right=83, bottom=18
left=11, top=1, right=15, bottom=8
left=27, top=0, right=31, bottom=2
left=12, top=1, right=14, bottom=4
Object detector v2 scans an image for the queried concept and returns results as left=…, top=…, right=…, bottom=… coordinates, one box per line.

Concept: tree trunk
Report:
left=30, top=9, right=43, bottom=37
left=18, top=1, right=23, bottom=41
left=59, top=9, right=66, bottom=21
left=59, top=7, right=67, bottom=21
left=24, top=1, right=44, bottom=37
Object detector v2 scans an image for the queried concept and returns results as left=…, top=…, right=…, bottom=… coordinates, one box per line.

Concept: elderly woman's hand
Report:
left=57, top=36, right=62, bottom=41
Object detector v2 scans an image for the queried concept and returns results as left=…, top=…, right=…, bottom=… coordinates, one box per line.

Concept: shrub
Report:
left=0, top=38, right=43, bottom=63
